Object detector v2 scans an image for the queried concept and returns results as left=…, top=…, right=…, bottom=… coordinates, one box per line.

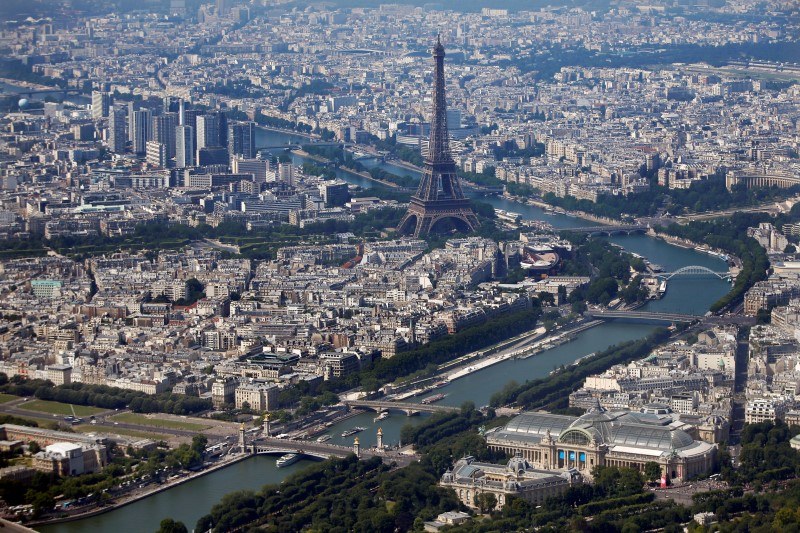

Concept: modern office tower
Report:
left=232, top=157, right=269, bottom=184
left=197, top=147, right=229, bottom=166
left=182, top=108, right=202, bottom=146
left=319, top=180, right=350, bottom=207
left=397, top=36, right=479, bottom=237
left=447, top=108, right=462, bottom=130
left=218, top=111, right=228, bottom=147
left=278, top=162, right=294, bottom=186
left=127, top=102, right=136, bottom=142
left=153, top=113, right=178, bottom=159
left=183, top=108, right=201, bottom=130
left=196, top=114, right=221, bottom=150
left=169, top=0, right=186, bottom=17
left=131, top=109, right=152, bottom=154
left=146, top=141, right=168, bottom=168
left=163, top=96, right=181, bottom=114
left=108, top=105, right=127, bottom=154
left=228, top=122, right=256, bottom=159
left=71, top=123, right=95, bottom=141
left=176, top=125, right=195, bottom=168
left=216, top=0, right=229, bottom=15
left=91, top=91, right=110, bottom=119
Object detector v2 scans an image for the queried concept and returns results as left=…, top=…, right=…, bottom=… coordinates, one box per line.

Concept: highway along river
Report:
left=38, top=131, right=731, bottom=533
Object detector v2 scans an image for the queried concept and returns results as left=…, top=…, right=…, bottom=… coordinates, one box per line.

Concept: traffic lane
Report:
left=0, top=403, right=200, bottom=439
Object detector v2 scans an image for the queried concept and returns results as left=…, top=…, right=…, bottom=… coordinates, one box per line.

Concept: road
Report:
left=0, top=398, right=241, bottom=446
left=641, top=195, right=799, bottom=226
left=728, top=337, right=750, bottom=445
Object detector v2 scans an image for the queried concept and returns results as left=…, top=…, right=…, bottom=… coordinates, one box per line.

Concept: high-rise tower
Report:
left=176, top=125, right=195, bottom=168
left=108, top=105, right=127, bottom=154
left=153, top=113, right=179, bottom=159
left=196, top=114, right=221, bottom=150
left=397, top=36, right=479, bottom=237
left=228, top=121, right=256, bottom=159
left=131, top=109, right=152, bottom=154
left=91, top=91, right=110, bottom=119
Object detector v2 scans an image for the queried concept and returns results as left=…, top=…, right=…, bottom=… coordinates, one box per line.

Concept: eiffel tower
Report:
left=396, top=36, right=479, bottom=238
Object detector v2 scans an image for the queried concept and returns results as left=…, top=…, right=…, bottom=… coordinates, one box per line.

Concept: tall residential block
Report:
left=176, top=125, right=195, bottom=168
left=196, top=114, right=221, bottom=150
left=108, top=105, right=127, bottom=154
left=91, top=91, right=110, bottom=119
left=146, top=141, right=168, bottom=168
left=153, top=113, right=178, bottom=159
left=232, top=157, right=269, bottom=185
left=131, top=109, right=152, bottom=154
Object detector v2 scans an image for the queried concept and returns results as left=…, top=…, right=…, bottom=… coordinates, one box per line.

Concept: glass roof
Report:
left=500, top=410, right=697, bottom=452
left=505, top=413, right=575, bottom=437
left=611, top=424, right=694, bottom=451
left=455, top=464, right=481, bottom=478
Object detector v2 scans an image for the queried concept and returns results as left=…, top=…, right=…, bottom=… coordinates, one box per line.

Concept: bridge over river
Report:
left=252, top=437, right=418, bottom=466
left=654, top=265, right=732, bottom=281
left=561, top=224, right=649, bottom=235
left=586, top=310, right=701, bottom=325
left=344, top=399, right=460, bottom=415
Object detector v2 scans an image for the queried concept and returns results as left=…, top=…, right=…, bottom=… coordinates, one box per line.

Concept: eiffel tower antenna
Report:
left=396, top=36, right=479, bottom=237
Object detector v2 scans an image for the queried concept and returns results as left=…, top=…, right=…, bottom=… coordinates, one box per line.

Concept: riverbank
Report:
left=292, top=149, right=401, bottom=189
left=0, top=78, right=60, bottom=92
left=650, top=230, right=742, bottom=272
left=501, top=193, right=619, bottom=226
left=27, top=453, right=252, bottom=528
left=258, top=125, right=318, bottom=141
left=382, top=158, right=424, bottom=174
left=442, top=319, right=603, bottom=383
left=389, top=316, right=605, bottom=403
left=277, top=407, right=367, bottom=440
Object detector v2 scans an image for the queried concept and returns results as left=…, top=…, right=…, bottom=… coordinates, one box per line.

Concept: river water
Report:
left=39, top=128, right=731, bottom=533
left=0, top=81, right=90, bottom=107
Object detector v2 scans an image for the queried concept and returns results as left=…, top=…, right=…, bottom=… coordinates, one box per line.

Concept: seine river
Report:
left=39, top=129, right=731, bottom=533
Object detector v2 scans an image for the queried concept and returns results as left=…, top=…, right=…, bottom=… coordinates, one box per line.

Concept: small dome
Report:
left=671, top=430, right=695, bottom=449
left=586, top=398, right=605, bottom=414
left=507, top=454, right=529, bottom=474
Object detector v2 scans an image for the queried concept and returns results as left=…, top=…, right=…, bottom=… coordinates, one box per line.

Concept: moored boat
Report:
left=421, top=393, right=447, bottom=404
left=341, top=426, right=366, bottom=437
left=276, top=453, right=301, bottom=467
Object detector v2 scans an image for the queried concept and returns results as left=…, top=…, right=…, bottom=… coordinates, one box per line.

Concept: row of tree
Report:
left=489, top=327, right=673, bottom=410
left=543, top=178, right=800, bottom=221
left=193, top=455, right=462, bottom=533
left=12, top=381, right=214, bottom=415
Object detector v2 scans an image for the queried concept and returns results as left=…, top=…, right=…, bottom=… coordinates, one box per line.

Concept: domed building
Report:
left=485, top=407, right=717, bottom=482
left=440, top=454, right=582, bottom=510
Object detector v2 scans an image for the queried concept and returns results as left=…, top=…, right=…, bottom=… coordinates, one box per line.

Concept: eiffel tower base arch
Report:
left=396, top=198, right=480, bottom=237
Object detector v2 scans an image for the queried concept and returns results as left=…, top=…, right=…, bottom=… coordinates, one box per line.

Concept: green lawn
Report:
left=73, top=425, right=168, bottom=441
left=0, top=393, right=19, bottom=404
left=110, top=413, right=210, bottom=432
left=19, top=400, right=106, bottom=417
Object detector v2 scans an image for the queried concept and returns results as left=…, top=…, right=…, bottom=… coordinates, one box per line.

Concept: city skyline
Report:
left=0, top=1, right=799, bottom=531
